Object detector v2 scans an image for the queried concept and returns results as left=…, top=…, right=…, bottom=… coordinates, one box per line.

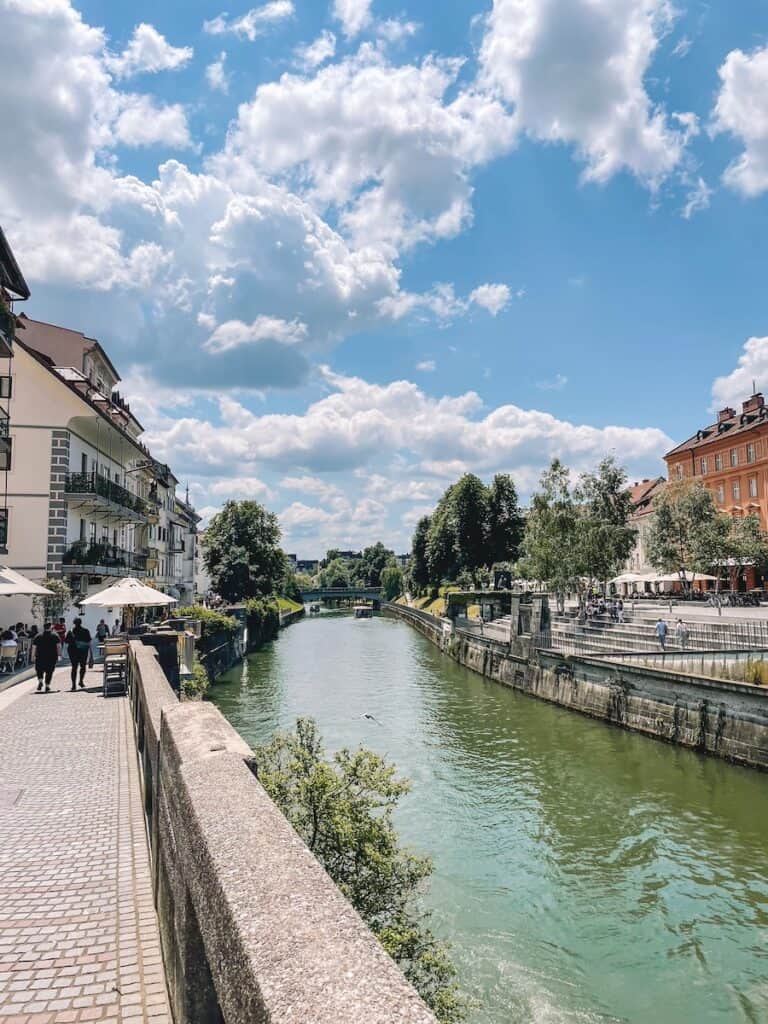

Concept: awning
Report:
left=0, top=567, right=53, bottom=596
left=78, top=576, right=177, bottom=609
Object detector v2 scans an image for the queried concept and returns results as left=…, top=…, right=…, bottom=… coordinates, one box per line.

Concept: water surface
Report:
left=211, top=612, right=768, bottom=1024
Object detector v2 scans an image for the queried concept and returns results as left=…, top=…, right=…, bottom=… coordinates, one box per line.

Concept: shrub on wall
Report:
left=175, top=605, right=239, bottom=646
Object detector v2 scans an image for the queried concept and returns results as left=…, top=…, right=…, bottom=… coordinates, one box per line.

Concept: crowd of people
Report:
left=0, top=616, right=123, bottom=693
left=578, top=597, right=626, bottom=624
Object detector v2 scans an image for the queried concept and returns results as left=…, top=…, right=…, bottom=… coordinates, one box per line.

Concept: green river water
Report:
left=210, top=611, right=768, bottom=1024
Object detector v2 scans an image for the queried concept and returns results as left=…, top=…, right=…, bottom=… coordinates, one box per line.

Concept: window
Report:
left=750, top=477, right=758, bottom=498
left=79, top=518, right=86, bottom=542
left=89, top=522, right=97, bottom=543
left=675, top=464, right=683, bottom=480
left=0, top=508, right=9, bottom=549
left=747, top=443, right=756, bottom=463
left=732, top=481, right=741, bottom=501
left=700, top=456, right=708, bottom=475
left=716, top=485, right=725, bottom=504
left=0, top=438, right=12, bottom=472
left=715, top=453, right=723, bottom=471
left=730, top=448, right=738, bottom=467
left=0, top=376, right=12, bottom=399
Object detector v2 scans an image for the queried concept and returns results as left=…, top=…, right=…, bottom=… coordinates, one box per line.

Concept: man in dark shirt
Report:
left=33, top=623, right=60, bottom=693
left=64, top=617, right=92, bottom=691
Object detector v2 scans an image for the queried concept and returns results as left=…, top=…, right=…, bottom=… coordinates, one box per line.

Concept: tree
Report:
left=318, top=558, right=351, bottom=589
left=252, top=719, right=467, bottom=1022
left=647, top=482, right=720, bottom=592
left=353, top=542, right=395, bottom=587
left=381, top=560, right=404, bottom=601
left=204, top=500, right=285, bottom=603
left=31, top=577, right=71, bottom=623
left=409, top=516, right=432, bottom=593
left=517, top=459, right=581, bottom=593
left=281, top=560, right=303, bottom=604
left=487, top=474, right=524, bottom=566
left=721, top=514, right=768, bottom=591
left=451, top=474, right=489, bottom=579
left=575, top=456, right=636, bottom=589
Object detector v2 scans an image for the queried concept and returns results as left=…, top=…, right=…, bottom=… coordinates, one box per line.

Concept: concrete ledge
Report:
left=128, top=637, right=437, bottom=1024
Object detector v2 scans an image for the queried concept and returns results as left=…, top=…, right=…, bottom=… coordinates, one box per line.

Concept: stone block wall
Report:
left=384, top=602, right=768, bottom=771
left=127, top=642, right=438, bottom=1024
left=46, top=429, right=70, bottom=576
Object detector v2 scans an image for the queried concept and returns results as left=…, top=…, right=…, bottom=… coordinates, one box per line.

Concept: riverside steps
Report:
left=385, top=598, right=768, bottom=770
left=0, top=639, right=438, bottom=1024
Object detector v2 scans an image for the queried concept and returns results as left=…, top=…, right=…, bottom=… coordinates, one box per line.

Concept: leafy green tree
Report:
left=409, top=516, right=432, bottom=592
left=487, top=474, right=524, bottom=566
left=321, top=548, right=343, bottom=569
left=281, top=561, right=303, bottom=604
left=294, top=571, right=315, bottom=590
left=426, top=496, right=457, bottom=584
left=721, top=514, right=768, bottom=591
left=575, top=456, right=637, bottom=589
left=518, top=459, right=581, bottom=593
left=380, top=560, right=404, bottom=600
left=252, top=719, right=467, bottom=1022
left=647, top=482, right=720, bottom=592
left=353, top=542, right=395, bottom=587
left=204, top=500, right=285, bottom=603
left=451, top=474, right=489, bottom=579
left=318, top=557, right=351, bottom=589
left=32, top=577, right=71, bottom=623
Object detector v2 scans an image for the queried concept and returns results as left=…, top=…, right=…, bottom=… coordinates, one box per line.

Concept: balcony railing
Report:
left=62, top=542, right=148, bottom=575
left=64, top=471, right=148, bottom=518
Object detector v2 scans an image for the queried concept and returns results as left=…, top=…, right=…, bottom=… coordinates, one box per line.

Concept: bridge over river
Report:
left=300, top=586, right=383, bottom=606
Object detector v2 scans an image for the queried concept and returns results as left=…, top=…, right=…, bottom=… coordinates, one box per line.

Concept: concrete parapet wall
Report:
left=127, top=641, right=437, bottom=1024
left=385, top=603, right=768, bottom=771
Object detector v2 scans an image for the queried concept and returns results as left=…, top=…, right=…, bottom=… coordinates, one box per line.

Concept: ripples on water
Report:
left=211, top=613, right=768, bottom=1024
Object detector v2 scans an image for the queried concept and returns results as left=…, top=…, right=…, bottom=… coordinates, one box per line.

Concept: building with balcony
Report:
left=0, top=231, right=199, bottom=630
left=664, top=394, right=768, bottom=530
left=624, top=477, right=666, bottom=574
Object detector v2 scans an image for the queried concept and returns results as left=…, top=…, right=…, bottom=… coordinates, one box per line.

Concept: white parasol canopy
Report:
left=0, top=566, right=53, bottom=596
left=610, top=572, right=645, bottom=584
left=654, top=571, right=720, bottom=583
left=78, top=576, right=177, bottom=609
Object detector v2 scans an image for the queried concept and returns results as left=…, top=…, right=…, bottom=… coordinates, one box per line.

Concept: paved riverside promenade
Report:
left=0, top=666, right=171, bottom=1023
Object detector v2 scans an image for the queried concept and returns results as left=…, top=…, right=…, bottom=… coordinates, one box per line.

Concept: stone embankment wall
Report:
left=385, top=603, right=768, bottom=771
left=128, top=641, right=437, bottom=1024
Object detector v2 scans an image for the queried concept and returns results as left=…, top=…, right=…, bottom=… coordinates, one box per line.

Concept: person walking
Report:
left=96, top=618, right=109, bottom=643
left=65, top=617, right=93, bottom=691
left=32, top=622, right=61, bottom=693
left=52, top=617, right=66, bottom=645
left=655, top=616, right=668, bottom=651
left=675, top=619, right=690, bottom=650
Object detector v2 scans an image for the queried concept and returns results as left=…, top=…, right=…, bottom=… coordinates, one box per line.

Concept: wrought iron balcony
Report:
left=64, top=471, right=148, bottom=522
left=61, top=542, right=148, bottom=577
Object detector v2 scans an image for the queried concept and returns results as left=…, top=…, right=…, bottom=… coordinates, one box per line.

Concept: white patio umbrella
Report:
left=78, top=576, right=177, bottom=609
left=654, top=571, right=720, bottom=583
left=610, top=572, right=645, bottom=584
left=0, top=566, right=53, bottom=596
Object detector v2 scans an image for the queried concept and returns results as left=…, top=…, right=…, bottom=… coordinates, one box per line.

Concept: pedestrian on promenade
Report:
left=96, top=619, right=109, bottom=643
left=65, top=617, right=93, bottom=691
left=655, top=617, right=668, bottom=651
left=675, top=619, right=690, bottom=649
left=617, top=599, right=625, bottom=624
left=53, top=617, right=66, bottom=645
left=33, top=622, right=61, bottom=693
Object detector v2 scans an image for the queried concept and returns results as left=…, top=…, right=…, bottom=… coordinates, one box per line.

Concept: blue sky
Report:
left=3, top=0, right=768, bottom=555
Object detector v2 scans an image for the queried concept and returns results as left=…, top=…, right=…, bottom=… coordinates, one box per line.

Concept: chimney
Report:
left=718, top=406, right=736, bottom=423
left=742, top=393, right=764, bottom=414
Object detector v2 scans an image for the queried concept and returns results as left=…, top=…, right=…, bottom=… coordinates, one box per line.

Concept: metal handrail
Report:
left=64, top=471, right=148, bottom=515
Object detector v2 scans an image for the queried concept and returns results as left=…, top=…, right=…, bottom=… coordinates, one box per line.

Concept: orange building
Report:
left=665, top=392, right=768, bottom=529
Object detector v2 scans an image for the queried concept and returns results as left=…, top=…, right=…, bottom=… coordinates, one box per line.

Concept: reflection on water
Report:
left=210, top=614, right=768, bottom=1024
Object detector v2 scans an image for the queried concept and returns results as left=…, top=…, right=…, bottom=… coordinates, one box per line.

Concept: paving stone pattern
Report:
left=0, top=668, right=172, bottom=1023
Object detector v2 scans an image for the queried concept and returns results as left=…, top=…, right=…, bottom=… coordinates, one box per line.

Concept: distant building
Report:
left=337, top=550, right=362, bottom=561
left=285, top=553, right=297, bottom=568
left=664, top=393, right=768, bottom=532
left=395, top=554, right=409, bottom=569
left=296, top=559, right=319, bottom=575
left=625, top=477, right=666, bottom=574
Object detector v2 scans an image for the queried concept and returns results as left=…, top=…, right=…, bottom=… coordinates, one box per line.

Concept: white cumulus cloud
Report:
left=203, top=1, right=294, bottom=41
left=206, top=52, right=229, bottom=92
left=105, top=22, right=193, bottom=78
left=469, top=282, right=510, bottom=315
left=204, top=316, right=308, bottom=354
left=478, top=0, right=690, bottom=188
left=333, top=0, right=373, bottom=38
left=711, top=337, right=768, bottom=411
left=294, top=30, right=336, bottom=69
left=712, top=46, right=768, bottom=197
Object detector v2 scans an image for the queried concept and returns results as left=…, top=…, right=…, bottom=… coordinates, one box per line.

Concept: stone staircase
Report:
left=544, top=611, right=768, bottom=655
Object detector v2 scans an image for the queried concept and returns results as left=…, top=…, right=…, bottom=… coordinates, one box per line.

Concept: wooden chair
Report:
left=103, top=639, right=128, bottom=697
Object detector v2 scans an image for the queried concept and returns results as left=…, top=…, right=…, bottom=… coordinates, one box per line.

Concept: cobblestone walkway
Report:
left=0, top=668, right=171, bottom=1023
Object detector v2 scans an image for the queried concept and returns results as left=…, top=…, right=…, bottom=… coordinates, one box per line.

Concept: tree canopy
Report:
left=252, top=718, right=466, bottom=1022
left=380, top=560, right=404, bottom=600
left=351, top=542, right=395, bottom=587
left=646, top=482, right=720, bottom=589
left=318, top=557, right=351, bottom=589
left=203, top=500, right=285, bottom=603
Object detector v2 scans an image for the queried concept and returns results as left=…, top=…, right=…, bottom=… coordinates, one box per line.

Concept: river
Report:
left=210, top=611, right=768, bottom=1024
